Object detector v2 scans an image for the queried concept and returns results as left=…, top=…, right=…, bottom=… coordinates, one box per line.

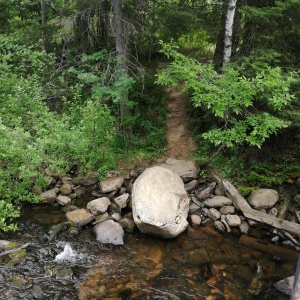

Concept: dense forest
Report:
left=1, top=0, right=300, bottom=231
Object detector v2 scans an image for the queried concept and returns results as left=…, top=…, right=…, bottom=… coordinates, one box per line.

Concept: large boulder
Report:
left=132, top=166, right=190, bottom=238
left=248, top=189, right=279, bottom=209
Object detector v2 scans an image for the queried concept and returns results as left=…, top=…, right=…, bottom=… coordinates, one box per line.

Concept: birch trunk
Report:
left=223, top=0, right=237, bottom=67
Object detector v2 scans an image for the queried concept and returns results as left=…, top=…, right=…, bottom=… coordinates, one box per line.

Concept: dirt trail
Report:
left=164, top=85, right=197, bottom=160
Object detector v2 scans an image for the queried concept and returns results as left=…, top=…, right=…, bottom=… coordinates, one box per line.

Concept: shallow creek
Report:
left=0, top=203, right=296, bottom=300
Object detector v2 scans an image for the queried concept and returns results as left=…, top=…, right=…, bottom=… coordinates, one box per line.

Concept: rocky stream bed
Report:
left=1, top=158, right=300, bottom=299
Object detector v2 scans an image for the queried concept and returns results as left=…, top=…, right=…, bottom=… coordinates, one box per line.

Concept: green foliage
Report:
left=157, top=42, right=296, bottom=149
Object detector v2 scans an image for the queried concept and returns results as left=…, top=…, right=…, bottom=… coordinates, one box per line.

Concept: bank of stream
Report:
left=0, top=198, right=296, bottom=300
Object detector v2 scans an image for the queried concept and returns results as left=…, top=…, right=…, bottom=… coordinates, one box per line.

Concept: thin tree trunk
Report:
left=40, top=0, right=46, bottom=52
left=223, top=0, right=237, bottom=67
left=113, top=0, right=132, bottom=140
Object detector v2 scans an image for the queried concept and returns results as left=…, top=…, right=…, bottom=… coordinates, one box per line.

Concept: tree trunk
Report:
left=113, top=0, right=132, bottom=140
left=40, top=0, right=46, bottom=52
left=213, top=0, right=227, bottom=70
left=223, top=0, right=237, bottom=67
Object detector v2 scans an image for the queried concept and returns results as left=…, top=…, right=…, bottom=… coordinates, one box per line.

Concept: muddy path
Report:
left=164, top=85, right=197, bottom=160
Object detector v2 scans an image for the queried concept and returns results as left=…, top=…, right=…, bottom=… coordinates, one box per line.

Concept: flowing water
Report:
left=0, top=203, right=296, bottom=300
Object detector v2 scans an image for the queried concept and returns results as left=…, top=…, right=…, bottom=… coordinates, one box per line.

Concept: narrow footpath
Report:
left=164, top=85, right=197, bottom=160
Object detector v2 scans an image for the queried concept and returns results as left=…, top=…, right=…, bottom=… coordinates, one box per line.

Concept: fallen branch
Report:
left=0, top=243, right=30, bottom=257
left=222, top=179, right=300, bottom=238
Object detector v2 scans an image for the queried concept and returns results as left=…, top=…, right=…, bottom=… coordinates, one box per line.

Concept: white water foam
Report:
left=55, top=242, right=77, bottom=263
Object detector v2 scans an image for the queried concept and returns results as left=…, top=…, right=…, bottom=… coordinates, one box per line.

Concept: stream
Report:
left=0, top=202, right=295, bottom=300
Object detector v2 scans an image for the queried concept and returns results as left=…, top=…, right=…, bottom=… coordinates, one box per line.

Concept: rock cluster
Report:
left=34, top=160, right=300, bottom=249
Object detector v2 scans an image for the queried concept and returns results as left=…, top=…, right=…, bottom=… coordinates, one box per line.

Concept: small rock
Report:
left=268, top=207, right=278, bottom=217
left=87, top=197, right=111, bottom=215
left=214, top=220, right=226, bottom=233
left=113, top=193, right=129, bottom=209
left=189, top=202, right=200, bottom=214
left=271, top=236, right=280, bottom=243
left=248, top=189, right=279, bottom=209
left=39, top=189, right=57, bottom=204
left=119, top=217, right=136, bottom=232
left=203, top=196, right=232, bottom=208
left=72, top=173, right=99, bottom=186
left=191, top=194, right=203, bottom=207
left=195, top=182, right=216, bottom=200
left=184, top=180, right=199, bottom=193
left=282, top=240, right=295, bottom=249
left=60, top=183, right=73, bottom=195
left=214, top=186, right=225, bottom=196
left=209, top=208, right=221, bottom=221
left=94, top=220, right=124, bottom=245
left=225, top=215, right=241, bottom=227
left=239, top=221, right=250, bottom=235
left=111, top=213, right=122, bottom=222
left=56, top=195, right=71, bottom=206
left=99, top=177, right=125, bottom=193
left=190, top=215, right=202, bottom=227
left=293, top=194, right=300, bottom=206
left=93, top=212, right=110, bottom=224
left=108, top=203, right=122, bottom=214
left=73, top=186, right=87, bottom=198
left=220, top=205, right=235, bottom=215
left=66, top=209, right=94, bottom=227
left=220, top=219, right=231, bottom=233
left=273, top=276, right=294, bottom=296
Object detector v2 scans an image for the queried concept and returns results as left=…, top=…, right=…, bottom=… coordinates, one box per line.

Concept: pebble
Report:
left=209, top=208, right=221, bottom=221
left=214, top=220, right=226, bottom=233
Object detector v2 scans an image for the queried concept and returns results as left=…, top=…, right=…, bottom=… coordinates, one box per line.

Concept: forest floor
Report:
left=164, top=85, right=197, bottom=160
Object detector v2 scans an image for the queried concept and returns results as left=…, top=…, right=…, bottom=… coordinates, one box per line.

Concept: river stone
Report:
left=66, top=209, right=94, bottom=227
left=239, top=220, right=250, bottom=234
left=119, top=217, right=136, bottom=232
left=209, top=208, right=221, bottom=221
left=274, top=276, right=294, bottom=296
left=113, top=193, right=129, bottom=209
left=39, top=189, right=58, bottom=203
left=94, top=220, right=124, bottom=245
left=87, top=197, right=111, bottom=215
left=184, top=180, right=199, bottom=193
left=190, top=214, right=202, bottom=227
left=248, top=189, right=279, bottom=209
left=214, top=220, right=226, bottom=233
left=60, top=183, right=73, bottom=195
left=220, top=205, right=235, bottom=215
left=203, top=196, right=232, bottom=208
left=56, top=195, right=71, bottom=206
left=160, top=158, right=198, bottom=182
left=132, top=166, right=190, bottom=238
left=72, top=173, right=99, bottom=186
left=99, top=177, right=124, bottom=193
left=225, top=214, right=241, bottom=227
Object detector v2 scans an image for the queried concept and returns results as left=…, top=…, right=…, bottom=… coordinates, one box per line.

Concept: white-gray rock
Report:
left=111, top=213, right=122, bottom=222
left=132, top=166, right=190, bottom=238
left=99, top=177, right=125, bottom=193
left=160, top=158, right=198, bottom=182
left=248, top=189, right=279, bottom=209
left=203, top=196, right=232, bottom=208
left=214, top=220, right=226, bottom=233
left=220, top=205, right=235, bottom=215
left=209, top=208, right=221, bottom=221
left=56, top=195, right=71, bottom=206
left=113, top=193, right=129, bottom=209
left=94, top=220, right=124, bottom=245
left=189, top=202, right=200, bottom=214
left=225, top=214, right=241, bottom=227
left=87, top=197, right=111, bottom=215
left=273, top=276, right=294, bottom=296
left=190, top=215, right=202, bottom=227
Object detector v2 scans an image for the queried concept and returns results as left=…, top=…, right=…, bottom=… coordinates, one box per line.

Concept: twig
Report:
left=0, top=243, right=30, bottom=257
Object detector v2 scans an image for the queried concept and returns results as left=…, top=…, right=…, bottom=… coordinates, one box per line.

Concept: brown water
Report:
left=0, top=203, right=295, bottom=300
